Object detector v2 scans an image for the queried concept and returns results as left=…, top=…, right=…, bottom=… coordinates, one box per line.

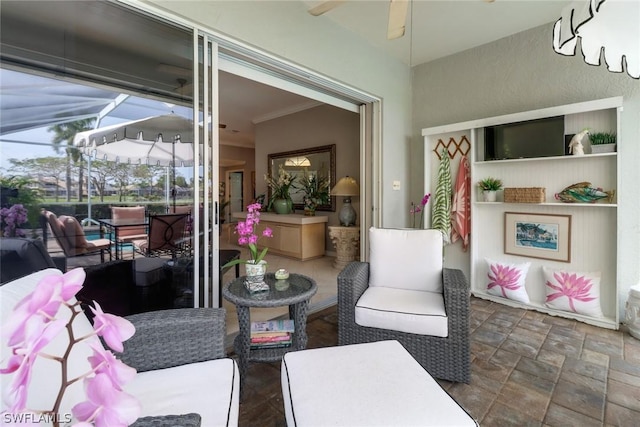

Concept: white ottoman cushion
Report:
left=355, top=286, right=448, bottom=337
left=281, top=340, right=477, bottom=426
left=125, top=358, right=240, bottom=426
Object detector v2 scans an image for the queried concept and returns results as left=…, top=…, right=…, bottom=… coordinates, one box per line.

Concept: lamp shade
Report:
left=331, top=176, right=359, bottom=196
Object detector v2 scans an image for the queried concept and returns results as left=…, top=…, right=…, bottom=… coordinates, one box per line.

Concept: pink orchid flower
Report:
left=1, top=318, right=66, bottom=411
left=4, top=269, right=85, bottom=346
left=90, top=302, right=135, bottom=353
left=87, top=341, right=137, bottom=389
left=72, top=373, right=141, bottom=427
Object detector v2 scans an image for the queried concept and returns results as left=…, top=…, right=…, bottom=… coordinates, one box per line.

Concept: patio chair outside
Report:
left=132, top=213, right=188, bottom=259
left=43, top=210, right=112, bottom=262
left=111, top=206, right=148, bottom=259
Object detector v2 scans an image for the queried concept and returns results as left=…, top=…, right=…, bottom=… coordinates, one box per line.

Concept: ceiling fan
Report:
left=308, top=0, right=495, bottom=40
left=308, top=0, right=409, bottom=40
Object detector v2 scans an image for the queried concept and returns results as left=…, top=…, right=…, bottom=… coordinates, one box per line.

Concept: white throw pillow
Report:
left=542, top=266, right=604, bottom=318
left=485, top=258, right=531, bottom=303
left=368, top=227, right=443, bottom=293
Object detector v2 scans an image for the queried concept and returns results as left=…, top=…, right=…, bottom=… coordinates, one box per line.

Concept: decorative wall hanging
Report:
left=433, top=136, right=471, bottom=160
left=504, top=212, right=572, bottom=262
left=553, top=0, right=639, bottom=79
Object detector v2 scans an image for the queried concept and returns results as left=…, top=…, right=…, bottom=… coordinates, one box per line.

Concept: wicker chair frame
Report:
left=338, top=261, right=471, bottom=384
left=121, top=308, right=237, bottom=427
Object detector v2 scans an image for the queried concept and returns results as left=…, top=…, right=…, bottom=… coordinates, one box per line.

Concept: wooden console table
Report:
left=328, top=225, right=360, bottom=270
left=232, top=213, right=328, bottom=261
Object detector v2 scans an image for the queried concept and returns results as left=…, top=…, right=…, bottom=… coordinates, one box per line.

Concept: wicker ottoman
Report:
left=281, top=340, right=478, bottom=426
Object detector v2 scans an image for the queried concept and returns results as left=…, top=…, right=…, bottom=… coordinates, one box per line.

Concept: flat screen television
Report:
left=484, top=116, right=565, bottom=160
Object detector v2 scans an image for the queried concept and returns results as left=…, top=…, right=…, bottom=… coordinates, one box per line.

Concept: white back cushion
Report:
left=369, top=228, right=443, bottom=292
left=1, top=269, right=97, bottom=417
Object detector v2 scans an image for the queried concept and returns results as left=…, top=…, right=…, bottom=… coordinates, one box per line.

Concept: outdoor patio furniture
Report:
left=0, top=237, right=66, bottom=284
left=43, top=210, right=112, bottom=262
left=132, top=213, right=188, bottom=259
left=337, top=227, right=471, bottom=383
left=281, top=340, right=478, bottom=426
left=111, top=206, right=148, bottom=259
left=1, top=269, right=240, bottom=426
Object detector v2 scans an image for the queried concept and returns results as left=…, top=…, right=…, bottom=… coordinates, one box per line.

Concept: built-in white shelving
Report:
left=423, top=97, right=622, bottom=329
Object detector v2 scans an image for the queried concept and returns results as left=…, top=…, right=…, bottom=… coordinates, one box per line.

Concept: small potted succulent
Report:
left=477, top=177, right=503, bottom=202
left=588, top=132, right=616, bottom=154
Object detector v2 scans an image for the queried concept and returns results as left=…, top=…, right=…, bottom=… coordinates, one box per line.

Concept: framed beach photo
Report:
left=504, top=212, right=571, bottom=262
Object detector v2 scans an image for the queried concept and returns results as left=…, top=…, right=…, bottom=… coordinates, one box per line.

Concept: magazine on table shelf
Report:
left=250, top=320, right=294, bottom=349
left=250, top=319, right=295, bottom=333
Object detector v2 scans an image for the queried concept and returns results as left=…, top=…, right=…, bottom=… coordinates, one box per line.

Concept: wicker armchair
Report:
left=121, top=308, right=240, bottom=426
left=337, top=228, right=471, bottom=383
left=120, top=308, right=226, bottom=371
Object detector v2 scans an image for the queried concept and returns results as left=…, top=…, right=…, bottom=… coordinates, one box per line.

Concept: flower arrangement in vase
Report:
left=294, top=170, right=330, bottom=216
left=1, top=269, right=140, bottom=426
left=265, top=165, right=296, bottom=214
left=409, top=193, right=431, bottom=228
left=222, top=203, right=273, bottom=292
left=477, top=177, right=503, bottom=202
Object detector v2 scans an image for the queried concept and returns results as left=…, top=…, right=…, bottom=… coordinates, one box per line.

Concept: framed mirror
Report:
left=268, top=144, right=336, bottom=212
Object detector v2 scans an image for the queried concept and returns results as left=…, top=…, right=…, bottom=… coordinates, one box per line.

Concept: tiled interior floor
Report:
left=239, top=300, right=640, bottom=427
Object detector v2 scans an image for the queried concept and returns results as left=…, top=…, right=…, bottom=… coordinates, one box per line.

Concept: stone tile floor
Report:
left=236, top=298, right=640, bottom=427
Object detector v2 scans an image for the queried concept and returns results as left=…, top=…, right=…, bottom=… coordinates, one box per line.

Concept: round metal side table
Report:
left=222, top=273, right=317, bottom=395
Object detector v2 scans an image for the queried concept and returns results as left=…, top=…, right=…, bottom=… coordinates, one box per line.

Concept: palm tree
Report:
left=49, top=119, right=95, bottom=202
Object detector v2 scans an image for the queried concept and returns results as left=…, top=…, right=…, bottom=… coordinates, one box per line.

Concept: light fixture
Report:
left=284, top=156, right=311, bottom=167
left=331, top=176, right=359, bottom=227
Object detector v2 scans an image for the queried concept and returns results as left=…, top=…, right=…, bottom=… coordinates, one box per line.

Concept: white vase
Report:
left=244, top=260, right=269, bottom=292
left=482, top=190, right=497, bottom=202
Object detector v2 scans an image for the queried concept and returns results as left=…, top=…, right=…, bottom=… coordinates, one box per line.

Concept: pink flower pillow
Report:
left=542, top=267, right=603, bottom=318
left=485, top=259, right=531, bottom=303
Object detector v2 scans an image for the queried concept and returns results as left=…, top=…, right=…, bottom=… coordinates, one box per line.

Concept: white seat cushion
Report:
left=355, top=286, right=448, bottom=337
left=369, top=227, right=443, bottom=292
left=281, top=340, right=477, bottom=426
left=125, top=358, right=240, bottom=427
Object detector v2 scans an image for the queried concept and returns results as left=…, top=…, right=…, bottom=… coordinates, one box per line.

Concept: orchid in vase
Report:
left=223, top=202, right=273, bottom=268
left=1, top=269, right=140, bottom=427
left=409, top=193, right=431, bottom=228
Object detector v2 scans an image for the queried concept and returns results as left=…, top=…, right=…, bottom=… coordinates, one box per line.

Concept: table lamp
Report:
left=331, top=176, right=359, bottom=226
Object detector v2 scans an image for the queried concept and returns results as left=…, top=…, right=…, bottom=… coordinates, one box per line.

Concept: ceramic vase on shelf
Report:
left=244, top=260, right=269, bottom=292
left=273, top=198, right=290, bottom=214
left=482, top=190, right=497, bottom=202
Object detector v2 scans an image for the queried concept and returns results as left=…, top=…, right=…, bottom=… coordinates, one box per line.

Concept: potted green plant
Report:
left=477, top=177, right=503, bottom=202
left=293, top=170, right=330, bottom=216
left=589, top=132, right=616, bottom=154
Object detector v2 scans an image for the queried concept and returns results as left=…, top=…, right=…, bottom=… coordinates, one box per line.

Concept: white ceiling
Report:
left=302, top=0, right=570, bottom=66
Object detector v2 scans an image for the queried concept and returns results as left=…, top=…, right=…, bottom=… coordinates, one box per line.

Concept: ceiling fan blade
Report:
left=308, top=0, right=346, bottom=16
left=387, top=0, right=409, bottom=40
